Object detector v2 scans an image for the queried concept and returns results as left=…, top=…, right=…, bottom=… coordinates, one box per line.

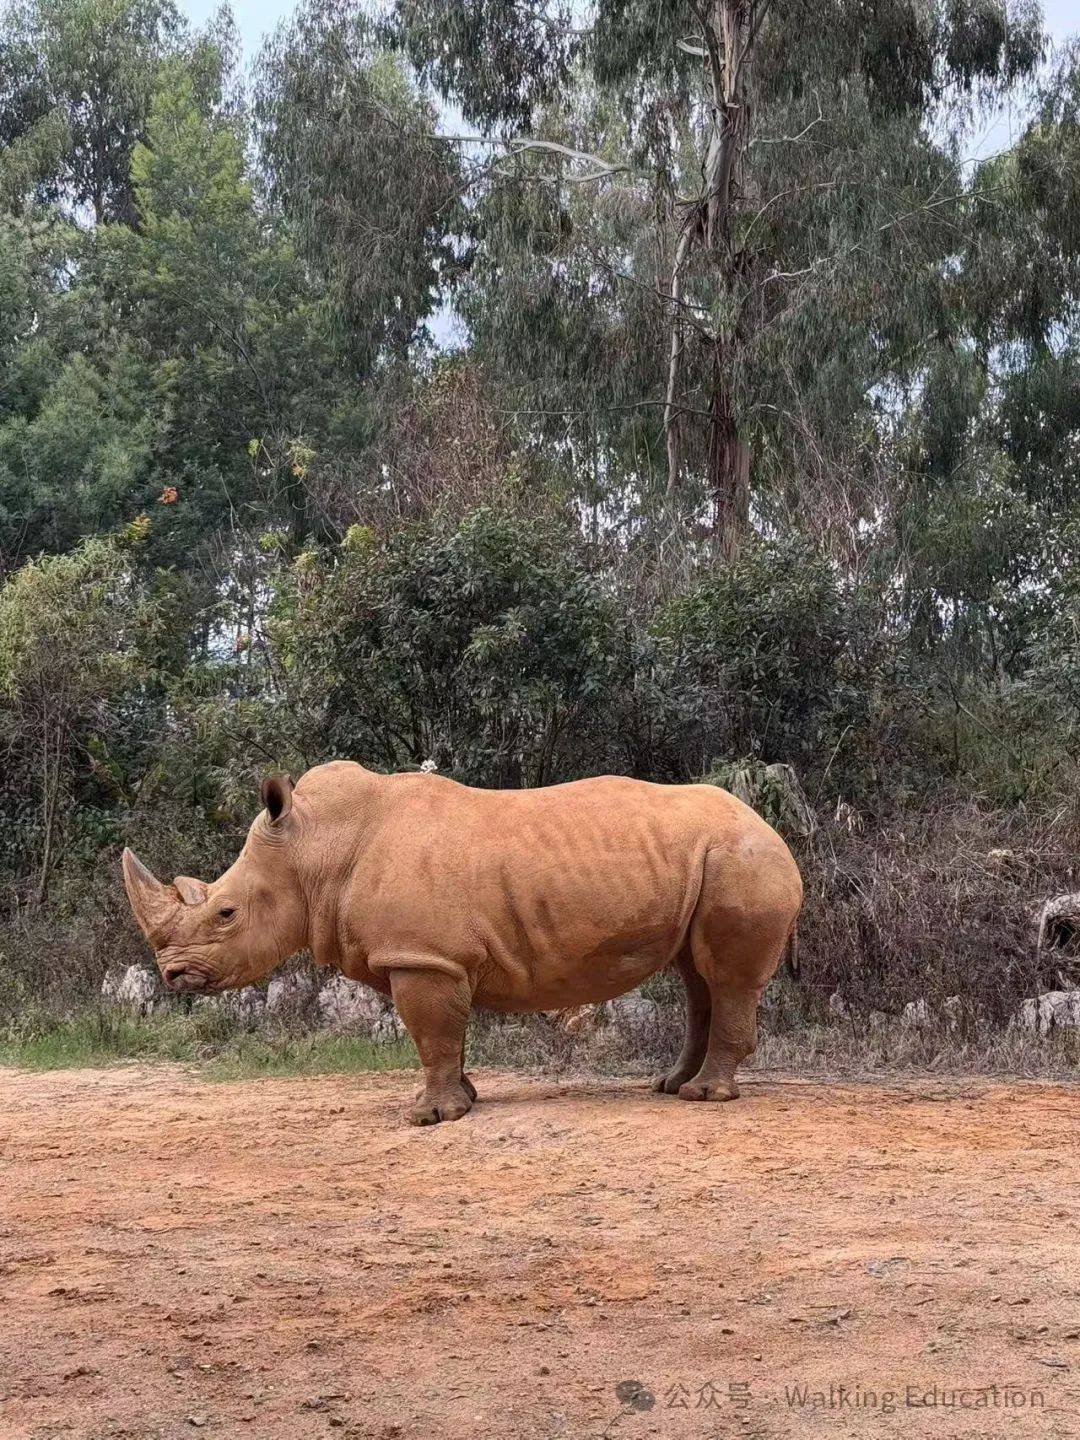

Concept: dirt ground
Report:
left=1, top=1067, right=1078, bottom=1440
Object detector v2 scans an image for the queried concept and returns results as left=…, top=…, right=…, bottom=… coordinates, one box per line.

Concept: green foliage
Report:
left=655, top=537, right=854, bottom=765
left=272, top=506, right=632, bottom=785
left=0, top=0, right=189, bottom=221
left=0, top=538, right=141, bottom=896
left=256, top=5, right=464, bottom=363
left=0, top=1004, right=418, bottom=1074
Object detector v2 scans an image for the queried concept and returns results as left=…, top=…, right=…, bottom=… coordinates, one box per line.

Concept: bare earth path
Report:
left=1, top=1068, right=1078, bottom=1440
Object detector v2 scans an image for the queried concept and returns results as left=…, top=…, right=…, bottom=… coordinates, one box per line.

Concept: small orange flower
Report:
left=159, top=486, right=178, bottom=505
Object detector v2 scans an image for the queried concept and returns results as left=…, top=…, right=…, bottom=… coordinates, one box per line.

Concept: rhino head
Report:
left=122, top=775, right=307, bottom=993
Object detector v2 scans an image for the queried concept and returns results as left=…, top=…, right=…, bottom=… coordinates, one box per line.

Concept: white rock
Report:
left=196, top=986, right=265, bottom=1029
left=265, top=970, right=319, bottom=1017
left=559, top=1005, right=599, bottom=1036
left=901, top=998, right=930, bottom=1029
left=102, top=965, right=162, bottom=1016
left=317, top=972, right=390, bottom=1033
left=1037, top=892, right=1080, bottom=950
left=1016, top=990, right=1080, bottom=1032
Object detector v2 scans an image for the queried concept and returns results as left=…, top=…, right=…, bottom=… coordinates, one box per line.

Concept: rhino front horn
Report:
left=122, top=848, right=180, bottom=947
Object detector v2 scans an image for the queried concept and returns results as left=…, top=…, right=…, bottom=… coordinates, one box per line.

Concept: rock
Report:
left=558, top=1005, right=599, bottom=1036
left=1016, top=990, right=1080, bottom=1033
left=317, top=972, right=397, bottom=1035
left=1037, top=892, right=1080, bottom=951
left=901, top=998, right=930, bottom=1029
left=265, top=969, right=320, bottom=1018
left=828, top=990, right=849, bottom=1018
left=902, top=995, right=962, bottom=1031
left=101, top=965, right=163, bottom=1016
left=196, top=986, right=265, bottom=1030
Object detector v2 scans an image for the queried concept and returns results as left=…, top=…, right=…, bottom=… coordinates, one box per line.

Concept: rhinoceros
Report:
left=123, top=761, right=802, bottom=1124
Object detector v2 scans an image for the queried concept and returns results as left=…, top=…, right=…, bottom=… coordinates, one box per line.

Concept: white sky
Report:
left=184, top=0, right=1078, bottom=77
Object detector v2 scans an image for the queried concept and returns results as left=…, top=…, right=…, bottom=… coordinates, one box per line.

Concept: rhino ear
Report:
left=122, top=848, right=181, bottom=946
left=261, top=773, right=294, bottom=824
left=173, top=875, right=208, bottom=906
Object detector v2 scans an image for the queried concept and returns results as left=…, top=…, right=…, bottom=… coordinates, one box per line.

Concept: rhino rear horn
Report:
left=122, top=848, right=181, bottom=946
left=173, top=875, right=209, bottom=906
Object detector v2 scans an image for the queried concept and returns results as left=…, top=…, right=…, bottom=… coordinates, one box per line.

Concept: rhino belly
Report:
left=475, top=942, right=672, bottom=1012
left=472, top=865, right=695, bottom=1011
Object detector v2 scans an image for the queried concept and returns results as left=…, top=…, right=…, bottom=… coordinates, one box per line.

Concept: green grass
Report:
left=0, top=1007, right=418, bottom=1078
left=203, top=1031, right=417, bottom=1080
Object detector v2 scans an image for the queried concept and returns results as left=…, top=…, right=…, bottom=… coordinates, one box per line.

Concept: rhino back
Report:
left=334, top=773, right=785, bottom=1011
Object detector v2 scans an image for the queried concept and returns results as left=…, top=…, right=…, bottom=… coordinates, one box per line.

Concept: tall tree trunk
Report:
left=708, top=349, right=750, bottom=561
left=36, top=714, right=63, bottom=906
left=664, top=0, right=756, bottom=559
left=663, top=226, right=694, bottom=503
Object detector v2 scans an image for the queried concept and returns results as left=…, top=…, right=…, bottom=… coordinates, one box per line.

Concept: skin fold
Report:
left=123, top=761, right=803, bottom=1125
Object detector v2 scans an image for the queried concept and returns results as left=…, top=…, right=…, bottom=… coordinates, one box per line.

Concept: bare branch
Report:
left=504, top=137, right=628, bottom=179
left=751, top=94, right=825, bottom=147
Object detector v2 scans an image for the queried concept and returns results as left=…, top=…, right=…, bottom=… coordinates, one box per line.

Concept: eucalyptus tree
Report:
left=890, top=42, right=1080, bottom=690
left=254, top=0, right=464, bottom=370
left=394, top=0, right=1044, bottom=560
left=0, top=0, right=202, bottom=223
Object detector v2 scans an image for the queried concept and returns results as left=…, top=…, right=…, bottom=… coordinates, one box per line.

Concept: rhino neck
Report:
left=288, top=766, right=387, bottom=972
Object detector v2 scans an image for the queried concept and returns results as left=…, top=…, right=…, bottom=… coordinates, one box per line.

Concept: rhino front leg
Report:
left=390, top=969, right=474, bottom=1125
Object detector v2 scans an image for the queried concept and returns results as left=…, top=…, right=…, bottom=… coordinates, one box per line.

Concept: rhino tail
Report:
left=784, top=921, right=800, bottom=981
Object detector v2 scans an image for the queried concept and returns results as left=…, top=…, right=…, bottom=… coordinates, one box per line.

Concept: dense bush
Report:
left=271, top=506, right=634, bottom=786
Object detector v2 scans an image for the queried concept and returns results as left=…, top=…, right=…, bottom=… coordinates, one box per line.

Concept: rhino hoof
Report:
left=652, top=1071, right=692, bottom=1095
left=408, top=1091, right=473, bottom=1125
left=677, top=1079, right=740, bottom=1103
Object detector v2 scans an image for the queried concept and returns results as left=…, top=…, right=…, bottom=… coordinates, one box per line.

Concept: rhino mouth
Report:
left=161, top=961, right=215, bottom=993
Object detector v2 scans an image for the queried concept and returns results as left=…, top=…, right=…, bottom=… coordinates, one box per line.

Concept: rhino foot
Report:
left=408, top=1085, right=474, bottom=1126
left=651, top=1068, right=696, bottom=1095
left=677, top=1078, right=740, bottom=1102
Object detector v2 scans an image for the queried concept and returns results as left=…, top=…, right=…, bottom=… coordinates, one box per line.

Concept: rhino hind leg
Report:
left=390, top=968, right=475, bottom=1124
left=677, top=980, right=759, bottom=1102
left=460, top=1034, right=478, bottom=1103
left=676, top=851, right=799, bottom=1103
left=652, top=948, right=711, bottom=1095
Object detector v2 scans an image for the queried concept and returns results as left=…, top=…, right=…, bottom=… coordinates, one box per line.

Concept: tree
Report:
left=266, top=506, right=632, bottom=786
left=255, top=0, right=464, bottom=369
left=0, top=539, right=135, bottom=901
left=394, top=0, right=1044, bottom=559
left=0, top=0, right=195, bottom=223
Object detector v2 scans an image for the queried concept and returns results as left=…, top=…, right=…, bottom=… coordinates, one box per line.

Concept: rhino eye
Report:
left=218, top=906, right=236, bottom=920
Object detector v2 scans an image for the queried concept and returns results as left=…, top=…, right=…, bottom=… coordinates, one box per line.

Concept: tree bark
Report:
left=708, top=350, right=750, bottom=562
left=664, top=0, right=756, bottom=560
left=663, top=226, right=694, bottom=502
